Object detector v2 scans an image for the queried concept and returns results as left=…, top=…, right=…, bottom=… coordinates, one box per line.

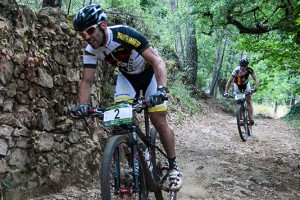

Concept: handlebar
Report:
left=67, top=96, right=168, bottom=119
left=225, top=94, right=235, bottom=98
left=224, top=89, right=255, bottom=99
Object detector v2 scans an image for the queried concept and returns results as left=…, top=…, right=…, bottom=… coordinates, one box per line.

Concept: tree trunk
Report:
left=169, top=0, right=184, bottom=68
left=209, top=37, right=228, bottom=97
left=184, top=17, right=198, bottom=87
left=170, top=0, right=184, bottom=65
left=290, top=95, right=296, bottom=106
left=274, top=101, right=278, bottom=113
left=170, top=0, right=177, bottom=12
left=42, top=0, right=62, bottom=8
left=219, top=44, right=236, bottom=94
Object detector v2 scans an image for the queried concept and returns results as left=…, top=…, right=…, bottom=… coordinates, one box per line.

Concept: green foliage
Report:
left=189, top=0, right=300, bottom=105
left=284, top=102, right=300, bottom=132
left=251, top=68, right=296, bottom=105
left=196, top=34, right=218, bottom=91
left=0, top=178, right=13, bottom=199
left=100, top=81, right=115, bottom=107
left=170, top=81, right=202, bottom=115
left=105, top=0, right=141, bottom=11
left=14, top=0, right=300, bottom=111
left=234, top=32, right=299, bottom=70
left=140, top=0, right=160, bottom=10
left=285, top=102, right=300, bottom=120
left=0, top=171, right=33, bottom=200
left=233, top=32, right=300, bottom=99
left=196, top=71, right=207, bottom=91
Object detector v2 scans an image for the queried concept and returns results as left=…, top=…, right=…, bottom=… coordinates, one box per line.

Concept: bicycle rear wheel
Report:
left=236, top=105, right=249, bottom=141
left=100, top=135, right=148, bottom=200
left=150, top=128, right=177, bottom=200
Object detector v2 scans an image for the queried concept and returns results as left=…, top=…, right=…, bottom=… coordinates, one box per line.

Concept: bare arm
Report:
left=225, top=75, right=235, bottom=93
left=141, top=47, right=167, bottom=86
left=251, top=73, right=259, bottom=88
left=78, top=68, right=96, bottom=104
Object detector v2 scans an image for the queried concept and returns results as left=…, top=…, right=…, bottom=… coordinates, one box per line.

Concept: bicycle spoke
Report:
left=101, top=135, right=147, bottom=200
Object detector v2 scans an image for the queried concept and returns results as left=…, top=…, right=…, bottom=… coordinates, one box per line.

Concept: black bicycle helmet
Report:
left=73, top=4, right=107, bottom=31
left=239, top=58, right=249, bottom=66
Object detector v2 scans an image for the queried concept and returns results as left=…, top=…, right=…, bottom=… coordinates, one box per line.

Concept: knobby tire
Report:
left=236, top=105, right=249, bottom=141
left=245, top=106, right=252, bottom=137
left=100, top=135, right=148, bottom=200
left=150, top=128, right=164, bottom=200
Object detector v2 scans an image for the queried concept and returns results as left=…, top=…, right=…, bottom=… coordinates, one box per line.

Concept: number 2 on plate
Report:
left=114, top=109, right=120, bottom=119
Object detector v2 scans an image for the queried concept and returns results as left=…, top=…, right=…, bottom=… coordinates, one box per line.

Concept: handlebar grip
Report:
left=67, top=108, right=80, bottom=118
left=162, top=96, right=168, bottom=101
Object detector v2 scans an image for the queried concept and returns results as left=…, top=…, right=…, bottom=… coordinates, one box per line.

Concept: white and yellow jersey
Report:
left=83, top=25, right=150, bottom=75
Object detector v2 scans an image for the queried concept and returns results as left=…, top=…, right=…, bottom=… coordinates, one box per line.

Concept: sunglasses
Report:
left=79, top=24, right=98, bottom=38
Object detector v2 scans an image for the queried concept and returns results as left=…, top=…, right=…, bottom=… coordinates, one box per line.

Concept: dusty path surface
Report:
left=32, top=105, right=300, bottom=200
left=173, top=110, right=300, bottom=200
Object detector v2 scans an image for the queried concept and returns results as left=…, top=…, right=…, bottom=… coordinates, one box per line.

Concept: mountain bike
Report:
left=70, top=97, right=177, bottom=200
left=225, top=90, right=255, bottom=141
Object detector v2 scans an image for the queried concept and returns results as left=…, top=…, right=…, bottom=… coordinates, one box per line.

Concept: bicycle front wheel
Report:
left=236, top=105, right=249, bottom=141
left=245, top=106, right=252, bottom=137
left=100, top=135, right=148, bottom=200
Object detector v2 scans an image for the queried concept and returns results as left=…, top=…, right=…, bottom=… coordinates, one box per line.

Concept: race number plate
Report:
left=235, top=94, right=245, bottom=101
left=103, top=103, right=132, bottom=126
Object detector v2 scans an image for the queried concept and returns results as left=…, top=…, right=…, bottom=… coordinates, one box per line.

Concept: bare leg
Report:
left=150, top=111, right=183, bottom=191
left=149, top=111, right=175, bottom=158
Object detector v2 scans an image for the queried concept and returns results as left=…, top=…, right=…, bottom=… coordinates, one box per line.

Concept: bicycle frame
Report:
left=227, top=91, right=252, bottom=141
left=82, top=98, right=172, bottom=199
left=123, top=108, right=168, bottom=194
left=109, top=107, right=153, bottom=196
left=236, top=94, right=248, bottom=118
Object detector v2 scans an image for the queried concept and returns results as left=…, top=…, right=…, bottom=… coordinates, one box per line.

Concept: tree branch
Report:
left=226, top=15, right=271, bottom=34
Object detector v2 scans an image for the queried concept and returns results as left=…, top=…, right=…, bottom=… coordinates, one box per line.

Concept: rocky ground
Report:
left=31, top=101, right=300, bottom=200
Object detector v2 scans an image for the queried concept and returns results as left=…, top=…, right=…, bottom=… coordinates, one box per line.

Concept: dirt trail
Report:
left=32, top=105, right=300, bottom=200
left=174, top=110, right=300, bottom=200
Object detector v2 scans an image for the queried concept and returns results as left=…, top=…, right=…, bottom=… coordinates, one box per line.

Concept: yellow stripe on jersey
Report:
left=117, top=32, right=141, bottom=48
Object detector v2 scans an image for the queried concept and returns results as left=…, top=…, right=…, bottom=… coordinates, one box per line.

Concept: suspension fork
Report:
left=144, top=108, right=150, bottom=139
left=242, top=102, right=248, bottom=123
left=131, top=126, right=140, bottom=192
left=237, top=100, right=246, bottom=121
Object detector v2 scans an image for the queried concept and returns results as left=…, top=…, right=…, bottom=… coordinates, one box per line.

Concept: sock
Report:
left=168, top=157, right=177, bottom=170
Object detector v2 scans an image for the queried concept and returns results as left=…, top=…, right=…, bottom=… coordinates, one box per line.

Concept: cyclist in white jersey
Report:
left=72, top=4, right=182, bottom=191
left=224, top=58, right=259, bottom=125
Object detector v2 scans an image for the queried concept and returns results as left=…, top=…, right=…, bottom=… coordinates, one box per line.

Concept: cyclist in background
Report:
left=72, top=4, right=182, bottom=191
left=224, top=58, right=259, bottom=125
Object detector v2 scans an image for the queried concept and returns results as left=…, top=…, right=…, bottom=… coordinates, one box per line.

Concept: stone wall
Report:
left=0, top=0, right=114, bottom=199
